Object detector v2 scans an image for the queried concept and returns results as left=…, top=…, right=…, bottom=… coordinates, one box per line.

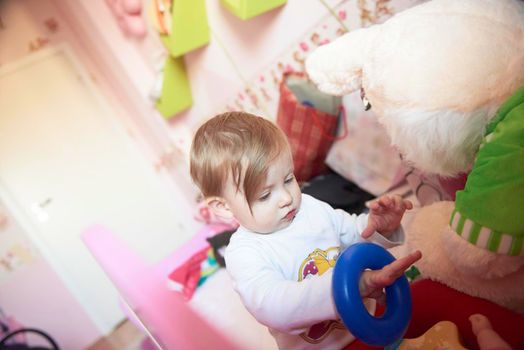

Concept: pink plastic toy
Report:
left=82, top=224, right=239, bottom=349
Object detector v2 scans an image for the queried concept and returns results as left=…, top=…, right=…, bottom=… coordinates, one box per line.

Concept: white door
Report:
left=0, top=45, right=197, bottom=333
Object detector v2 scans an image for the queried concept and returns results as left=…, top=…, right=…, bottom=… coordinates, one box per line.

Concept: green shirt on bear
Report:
left=451, top=85, right=524, bottom=256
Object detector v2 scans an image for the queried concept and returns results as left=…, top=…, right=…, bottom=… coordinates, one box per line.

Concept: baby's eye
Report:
left=284, top=175, right=295, bottom=184
left=259, top=192, right=271, bottom=201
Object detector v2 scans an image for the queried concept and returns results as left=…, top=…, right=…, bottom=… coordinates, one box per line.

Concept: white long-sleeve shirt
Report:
left=225, top=194, right=404, bottom=350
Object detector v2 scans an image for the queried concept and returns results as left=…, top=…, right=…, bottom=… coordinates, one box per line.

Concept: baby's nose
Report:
left=279, top=190, right=292, bottom=207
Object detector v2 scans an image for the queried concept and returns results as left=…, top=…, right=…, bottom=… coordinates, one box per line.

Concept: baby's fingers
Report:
left=369, top=200, right=385, bottom=214
left=374, top=250, right=422, bottom=286
left=388, top=250, right=422, bottom=278
left=391, top=195, right=413, bottom=211
left=361, top=223, right=376, bottom=239
left=377, top=196, right=393, bottom=208
left=367, top=289, right=386, bottom=305
left=370, top=196, right=395, bottom=214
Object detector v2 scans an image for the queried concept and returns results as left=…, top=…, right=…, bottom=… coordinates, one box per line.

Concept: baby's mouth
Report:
left=284, top=209, right=297, bottom=221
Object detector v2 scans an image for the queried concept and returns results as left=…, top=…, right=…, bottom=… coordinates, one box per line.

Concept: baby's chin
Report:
left=243, top=222, right=277, bottom=234
left=248, top=220, right=293, bottom=234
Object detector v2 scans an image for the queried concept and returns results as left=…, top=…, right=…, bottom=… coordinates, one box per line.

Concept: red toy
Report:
left=345, top=279, right=524, bottom=350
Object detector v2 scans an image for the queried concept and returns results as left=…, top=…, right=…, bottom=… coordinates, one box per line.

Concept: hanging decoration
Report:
left=155, top=55, right=193, bottom=118
left=151, top=0, right=210, bottom=58
left=148, top=0, right=211, bottom=118
left=221, top=0, right=288, bottom=20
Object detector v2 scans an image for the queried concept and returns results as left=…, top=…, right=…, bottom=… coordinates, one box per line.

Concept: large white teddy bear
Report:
left=306, top=0, right=524, bottom=313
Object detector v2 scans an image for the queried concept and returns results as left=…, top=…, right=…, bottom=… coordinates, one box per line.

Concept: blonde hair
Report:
left=190, top=112, right=289, bottom=208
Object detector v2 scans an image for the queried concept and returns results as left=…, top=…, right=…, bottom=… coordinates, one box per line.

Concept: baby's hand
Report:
left=359, top=250, right=422, bottom=301
left=362, top=194, right=413, bottom=239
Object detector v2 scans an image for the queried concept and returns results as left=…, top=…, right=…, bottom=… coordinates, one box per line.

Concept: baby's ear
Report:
left=306, top=26, right=378, bottom=96
left=206, top=197, right=234, bottom=221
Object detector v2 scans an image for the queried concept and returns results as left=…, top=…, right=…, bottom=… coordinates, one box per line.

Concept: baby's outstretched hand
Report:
left=362, top=194, right=413, bottom=239
left=359, top=250, right=422, bottom=301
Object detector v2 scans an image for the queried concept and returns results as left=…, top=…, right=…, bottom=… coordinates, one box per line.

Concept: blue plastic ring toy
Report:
left=332, top=242, right=412, bottom=347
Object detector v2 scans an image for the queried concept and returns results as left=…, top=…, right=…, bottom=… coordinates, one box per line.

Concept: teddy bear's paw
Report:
left=442, top=226, right=524, bottom=279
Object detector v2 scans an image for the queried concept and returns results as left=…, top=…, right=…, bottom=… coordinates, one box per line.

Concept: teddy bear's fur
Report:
left=306, top=0, right=524, bottom=313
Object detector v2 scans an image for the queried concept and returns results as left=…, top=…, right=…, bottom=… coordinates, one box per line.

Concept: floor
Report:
left=86, top=320, right=148, bottom=350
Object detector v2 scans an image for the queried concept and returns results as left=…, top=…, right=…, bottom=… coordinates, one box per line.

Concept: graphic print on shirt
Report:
left=298, top=247, right=346, bottom=344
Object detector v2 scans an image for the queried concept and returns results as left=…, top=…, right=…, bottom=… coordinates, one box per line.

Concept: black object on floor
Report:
left=301, top=171, right=375, bottom=214
left=0, top=328, right=60, bottom=350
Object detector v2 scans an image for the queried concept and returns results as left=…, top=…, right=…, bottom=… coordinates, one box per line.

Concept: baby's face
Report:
left=222, top=150, right=301, bottom=234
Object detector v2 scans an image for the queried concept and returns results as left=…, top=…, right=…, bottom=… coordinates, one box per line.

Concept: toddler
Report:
left=190, top=111, right=421, bottom=349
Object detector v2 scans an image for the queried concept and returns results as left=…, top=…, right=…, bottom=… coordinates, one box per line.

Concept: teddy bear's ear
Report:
left=306, top=26, right=378, bottom=96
